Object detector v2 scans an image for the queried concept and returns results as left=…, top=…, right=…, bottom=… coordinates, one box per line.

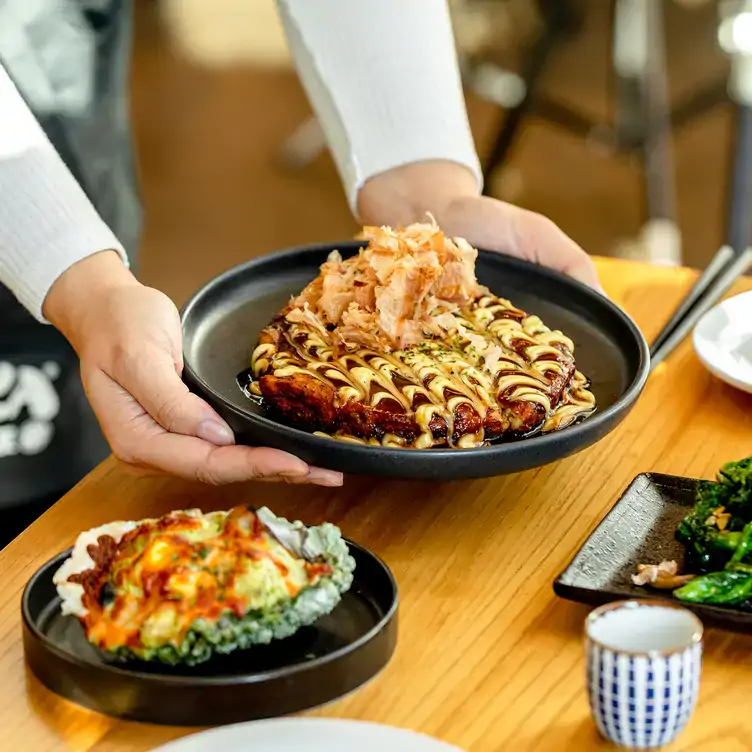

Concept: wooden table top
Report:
left=1, top=257, right=751, bottom=752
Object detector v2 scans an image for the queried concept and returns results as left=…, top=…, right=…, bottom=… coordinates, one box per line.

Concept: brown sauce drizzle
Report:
left=241, top=295, right=596, bottom=448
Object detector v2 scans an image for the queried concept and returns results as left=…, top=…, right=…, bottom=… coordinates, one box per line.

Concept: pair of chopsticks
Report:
left=649, top=245, right=752, bottom=372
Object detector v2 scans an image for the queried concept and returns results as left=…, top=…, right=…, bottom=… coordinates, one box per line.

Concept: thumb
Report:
left=116, top=346, right=236, bottom=446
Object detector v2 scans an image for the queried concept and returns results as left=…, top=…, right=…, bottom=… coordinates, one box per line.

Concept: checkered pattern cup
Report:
left=585, top=600, right=703, bottom=749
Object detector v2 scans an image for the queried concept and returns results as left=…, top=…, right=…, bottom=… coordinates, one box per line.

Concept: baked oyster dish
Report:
left=241, top=218, right=596, bottom=449
left=52, top=505, right=356, bottom=666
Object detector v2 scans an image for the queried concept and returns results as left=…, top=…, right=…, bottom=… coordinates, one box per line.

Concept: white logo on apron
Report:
left=0, top=361, right=60, bottom=457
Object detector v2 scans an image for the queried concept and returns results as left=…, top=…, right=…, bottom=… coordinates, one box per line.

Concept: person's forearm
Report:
left=0, top=60, right=129, bottom=322
left=277, top=0, right=483, bottom=223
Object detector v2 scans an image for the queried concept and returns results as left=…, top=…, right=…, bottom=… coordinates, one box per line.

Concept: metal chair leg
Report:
left=612, top=0, right=681, bottom=265
left=481, top=18, right=561, bottom=191
left=641, top=0, right=682, bottom=265
left=719, top=0, right=752, bottom=254
left=481, top=0, right=583, bottom=193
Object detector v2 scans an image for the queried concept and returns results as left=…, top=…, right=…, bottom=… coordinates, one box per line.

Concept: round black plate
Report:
left=22, top=541, right=398, bottom=726
left=180, top=242, right=650, bottom=480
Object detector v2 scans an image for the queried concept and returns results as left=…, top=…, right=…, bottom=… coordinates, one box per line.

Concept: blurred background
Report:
left=0, top=0, right=744, bottom=544
left=135, top=0, right=731, bottom=308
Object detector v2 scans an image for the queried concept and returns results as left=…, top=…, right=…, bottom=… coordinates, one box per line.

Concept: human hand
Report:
left=357, top=160, right=603, bottom=293
left=43, top=252, right=343, bottom=486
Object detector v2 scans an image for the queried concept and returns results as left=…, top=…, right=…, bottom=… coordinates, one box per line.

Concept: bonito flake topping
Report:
left=290, top=216, right=488, bottom=352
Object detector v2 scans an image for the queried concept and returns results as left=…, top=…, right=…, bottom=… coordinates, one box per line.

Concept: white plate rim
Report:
left=150, top=718, right=465, bottom=752
left=692, top=290, right=752, bottom=395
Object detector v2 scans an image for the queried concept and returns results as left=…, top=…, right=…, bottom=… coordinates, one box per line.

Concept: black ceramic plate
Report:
left=22, top=540, right=398, bottom=726
left=180, top=242, right=650, bottom=480
left=554, top=472, right=752, bottom=634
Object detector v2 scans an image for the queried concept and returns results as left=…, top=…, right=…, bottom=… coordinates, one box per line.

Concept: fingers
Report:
left=118, top=459, right=342, bottom=486
left=84, top=368, right=344, bottom=487
left=511, top=208, right=605, bottom=293
left=113, top=346, right=236, bottom=445
left=134, top=435, right=343, bottom=486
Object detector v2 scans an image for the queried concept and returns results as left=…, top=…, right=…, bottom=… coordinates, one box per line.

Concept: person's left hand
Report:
left=357, top=160, right=603, bottom=294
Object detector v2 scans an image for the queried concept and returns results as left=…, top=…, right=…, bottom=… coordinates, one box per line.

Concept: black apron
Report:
left=0, top=0, right=141, bottom=508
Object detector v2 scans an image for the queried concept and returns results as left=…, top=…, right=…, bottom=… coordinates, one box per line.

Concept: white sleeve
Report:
left=0, top=60, right=128, bottom=323
left=276, top=0, right=483, bottom=218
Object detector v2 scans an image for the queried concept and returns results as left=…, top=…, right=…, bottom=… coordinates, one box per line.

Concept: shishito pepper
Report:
left=53, top=506, right=356, bottom=666
left=674, top=567, right=752, bottom=606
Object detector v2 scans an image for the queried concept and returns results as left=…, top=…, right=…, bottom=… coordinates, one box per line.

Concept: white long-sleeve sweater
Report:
left=0, top=0, right=482, bottom=322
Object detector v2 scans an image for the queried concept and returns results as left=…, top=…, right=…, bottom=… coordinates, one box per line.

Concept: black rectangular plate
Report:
left=554, top=472, right=752, bottom=634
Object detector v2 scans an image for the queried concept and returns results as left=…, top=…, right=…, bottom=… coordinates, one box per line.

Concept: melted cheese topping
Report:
left=249, top=294, right=596, bottom=447
left=57, top=507, right=330, bottom=654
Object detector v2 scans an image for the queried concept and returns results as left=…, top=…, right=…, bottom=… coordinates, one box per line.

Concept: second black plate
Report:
left=554, top=472, right=752, bottom=634
left=180, top=242, right=650, bottom=480
left=23, top=540, right=398, bottom=726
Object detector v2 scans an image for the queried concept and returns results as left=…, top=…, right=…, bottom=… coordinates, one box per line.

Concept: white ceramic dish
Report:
left=151, top=718, right=464, bottom=752
left=693, top=290, right=752, bottom=394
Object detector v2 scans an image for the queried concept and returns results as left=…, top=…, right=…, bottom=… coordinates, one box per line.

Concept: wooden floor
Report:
left=131, top=0, right=735, bottom=307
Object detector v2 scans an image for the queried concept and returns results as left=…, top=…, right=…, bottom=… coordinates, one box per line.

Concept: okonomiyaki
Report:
left=242, top=218, right=596, bottom=449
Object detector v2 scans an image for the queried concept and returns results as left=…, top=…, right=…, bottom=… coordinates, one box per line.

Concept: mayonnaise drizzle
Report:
left=249, top=295, right=596, bottom=447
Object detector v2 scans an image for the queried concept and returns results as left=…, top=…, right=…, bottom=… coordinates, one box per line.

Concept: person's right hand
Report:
left=43, top=251, right=343, bottom=487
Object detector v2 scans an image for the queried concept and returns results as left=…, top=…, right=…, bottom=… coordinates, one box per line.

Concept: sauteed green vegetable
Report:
left=634, top=456, right=752, bottom=606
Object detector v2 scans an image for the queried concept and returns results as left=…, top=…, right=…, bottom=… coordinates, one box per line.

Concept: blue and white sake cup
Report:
left=585, top=599, right=703, bottom=749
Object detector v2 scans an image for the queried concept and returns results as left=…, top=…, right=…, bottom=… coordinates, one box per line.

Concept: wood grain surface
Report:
left=1, top=258, right=751, bottom=752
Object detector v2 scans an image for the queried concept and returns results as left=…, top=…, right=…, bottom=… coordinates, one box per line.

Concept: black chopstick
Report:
left=649, top=245, right=735, bottom=355
left=649, top=246, right=752, bottom=372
